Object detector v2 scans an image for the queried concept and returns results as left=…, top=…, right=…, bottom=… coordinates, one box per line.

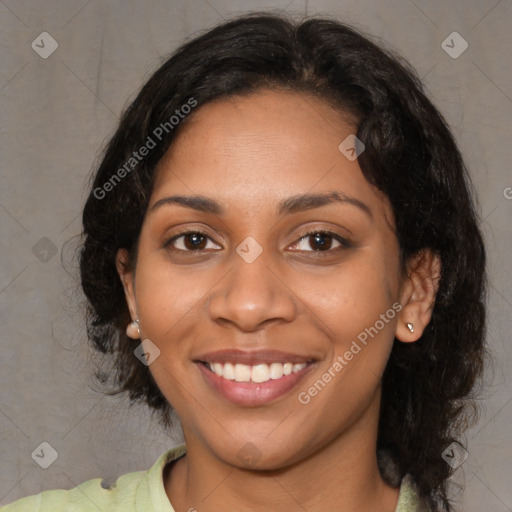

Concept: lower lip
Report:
left=196, top=362, right=315, bottom=406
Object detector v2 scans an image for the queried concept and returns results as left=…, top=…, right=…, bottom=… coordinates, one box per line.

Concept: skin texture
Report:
left=116, top=89, right=440, bottom=512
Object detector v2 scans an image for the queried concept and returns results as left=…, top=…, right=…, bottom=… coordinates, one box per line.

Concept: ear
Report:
left=395, top=249, right=441, bottom=342
left=115, top=248, right=138, bottom=322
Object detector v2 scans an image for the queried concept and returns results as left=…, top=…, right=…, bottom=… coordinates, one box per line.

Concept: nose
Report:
left=207, top=250, right=298, bottom=332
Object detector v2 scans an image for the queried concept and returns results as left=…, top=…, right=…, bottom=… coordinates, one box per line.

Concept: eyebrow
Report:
left=149, top=191, right=373, bottom=219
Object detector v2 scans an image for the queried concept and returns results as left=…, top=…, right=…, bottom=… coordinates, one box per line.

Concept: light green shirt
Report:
left=1, top=444, right=429, bottom=511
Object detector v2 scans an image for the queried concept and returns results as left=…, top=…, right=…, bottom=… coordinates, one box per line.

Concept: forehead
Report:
left=151, top=89, right=393, bottom=227
left=156, top=89, right=356, bottom=181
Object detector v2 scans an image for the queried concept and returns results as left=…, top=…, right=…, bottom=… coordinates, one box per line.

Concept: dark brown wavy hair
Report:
left=79, top=12, right=487, bottom=511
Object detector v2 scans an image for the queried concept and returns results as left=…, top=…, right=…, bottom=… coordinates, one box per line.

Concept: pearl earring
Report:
left=406, top=322, right=414, bottom=333
left=126, top=319, right=140, bottom=339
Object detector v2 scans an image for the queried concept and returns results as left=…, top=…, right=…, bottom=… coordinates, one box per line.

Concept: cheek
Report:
left=297, top=253, right=398, bottom=341
left=132, top=259, right=195, bottom=411
left=134, top=253, right=210, bottom=342
left=292, top=251, right=400, bottom=404
left=296, top=274, right=397, bottom=429
left=130, top=257, right=200, bottom=399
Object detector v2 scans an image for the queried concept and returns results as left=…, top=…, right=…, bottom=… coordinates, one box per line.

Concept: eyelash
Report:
left=164, top=228, right=352, bottom=254
left=290, top=228, right=352, bottom=253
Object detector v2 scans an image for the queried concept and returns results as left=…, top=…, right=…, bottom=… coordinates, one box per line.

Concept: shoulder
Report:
left=0, top=471, right=147, bottom=512
left=0, top=444, right=186, bottom=512
left=378, top=450, right=432, bottom=512
left=395, top=473, right=432, bottom=512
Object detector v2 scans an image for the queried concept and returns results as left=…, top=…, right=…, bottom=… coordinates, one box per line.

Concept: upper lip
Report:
left=195, top=349, right=316, bottom=366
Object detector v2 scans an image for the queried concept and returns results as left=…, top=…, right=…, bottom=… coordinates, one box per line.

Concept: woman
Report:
left=2, top=12, right=486, bottom=512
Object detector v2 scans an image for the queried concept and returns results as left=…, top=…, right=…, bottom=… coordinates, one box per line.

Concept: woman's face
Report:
left=118, top=89, right=414, bottom=469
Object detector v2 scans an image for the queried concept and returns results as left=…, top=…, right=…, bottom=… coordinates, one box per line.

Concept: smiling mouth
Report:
left=201, top=361, right=313, bottom=383
left=196, top=358, right=317, bottom=406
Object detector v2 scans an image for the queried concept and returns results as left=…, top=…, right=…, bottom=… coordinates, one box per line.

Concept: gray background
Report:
left=1, top=0, right=511, bottom=510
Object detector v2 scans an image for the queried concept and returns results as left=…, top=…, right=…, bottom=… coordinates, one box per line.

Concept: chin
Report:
left=213, top=439, right=305, bottom=472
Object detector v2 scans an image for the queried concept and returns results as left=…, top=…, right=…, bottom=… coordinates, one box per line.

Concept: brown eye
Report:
left=308, top=232, right=335, bottom=251
left=165, top=231, right=221, bottom=251
left=183, top=233, right=207, bottom=250
left=289, top=230, right=351, bottom=252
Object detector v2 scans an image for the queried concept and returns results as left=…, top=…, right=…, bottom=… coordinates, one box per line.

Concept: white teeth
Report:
left=234, top=364, right=251, bottom=382
left=223, top=362, right=235, bottom=380
left=252, top=364, right=270, bottom=383
left=269, top=362, right=284, bottom=380
left=213, top=362, right=223, bottom=377
left=206, top=361, right=309, bottom=383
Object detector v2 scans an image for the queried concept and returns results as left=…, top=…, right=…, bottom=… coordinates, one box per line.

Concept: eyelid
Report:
left=164, top=227, right=223, bottom=251
left=288, top=228, right=352, bottom=252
